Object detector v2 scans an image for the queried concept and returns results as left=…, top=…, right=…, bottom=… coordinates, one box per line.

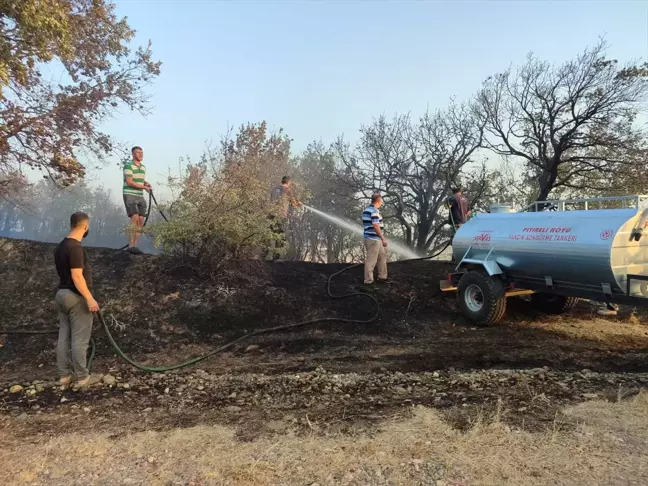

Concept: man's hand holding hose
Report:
left=372, top=222, right=388, bottom=248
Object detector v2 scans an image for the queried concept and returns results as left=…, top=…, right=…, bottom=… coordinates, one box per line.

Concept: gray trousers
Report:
left=55, top=289, right=93, bottom=378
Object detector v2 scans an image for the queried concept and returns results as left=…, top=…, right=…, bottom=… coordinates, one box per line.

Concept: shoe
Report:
left=376, top=278, right=393, bottom=284
left=59, top=375, right=73, bottom=386
left=597, top=304, right=618, bottom=316
left=127, top=246, right=143, bottom=255
left=597, top=308, right=617, bottom=316
left=75, top=374, right=103, bottom=388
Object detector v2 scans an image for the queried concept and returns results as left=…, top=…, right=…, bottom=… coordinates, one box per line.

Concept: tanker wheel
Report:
left=530, top=293, right=579, bottom=314
left=457, top=270, right=507, bottom=326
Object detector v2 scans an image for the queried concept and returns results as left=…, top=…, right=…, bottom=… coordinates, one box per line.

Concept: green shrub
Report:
left=149, top=161, right=286, bottom=274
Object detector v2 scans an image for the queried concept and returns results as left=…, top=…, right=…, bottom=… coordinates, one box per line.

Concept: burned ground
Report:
left=1, top=237, right=648, bottom=485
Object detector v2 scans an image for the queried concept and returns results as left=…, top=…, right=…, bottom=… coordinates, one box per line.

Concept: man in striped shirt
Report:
left=123, top=146, right=151, bottom=254
left=362, top=193, right=390, bottom=285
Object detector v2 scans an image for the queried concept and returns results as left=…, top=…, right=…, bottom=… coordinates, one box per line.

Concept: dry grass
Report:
left=2, top=392, right=647, bottom=486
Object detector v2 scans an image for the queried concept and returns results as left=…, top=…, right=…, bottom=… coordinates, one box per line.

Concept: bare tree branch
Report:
left=475, top=39, right=648, bottom=201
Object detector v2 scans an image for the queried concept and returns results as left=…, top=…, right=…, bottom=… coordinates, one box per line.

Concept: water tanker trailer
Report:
left=441, top=195, right=648, bottom=326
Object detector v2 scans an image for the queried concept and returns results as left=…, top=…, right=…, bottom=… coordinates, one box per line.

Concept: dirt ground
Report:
left=1, top=237, right=647, bottom=485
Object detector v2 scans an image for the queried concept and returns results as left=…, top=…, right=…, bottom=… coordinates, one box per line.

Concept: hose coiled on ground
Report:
left=1, top=239, right=451, bottom=373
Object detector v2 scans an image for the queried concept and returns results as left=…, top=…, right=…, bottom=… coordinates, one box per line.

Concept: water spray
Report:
left=303, top=205, right=420, bottom=260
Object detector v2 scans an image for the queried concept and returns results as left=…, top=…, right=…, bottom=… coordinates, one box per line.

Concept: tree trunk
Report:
left=309, top=230, right=319, bottom=263
left=326, top=233, right=335, bottom=263
left=415, top=220, right=431, bottom=251
left=537, top=158, right=560, bottom=202
left=1, top=204, right=15, bottom=233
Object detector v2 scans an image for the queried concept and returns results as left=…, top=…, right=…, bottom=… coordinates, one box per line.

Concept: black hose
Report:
left=1, top=240, right=451, bottom=373
left=93, top=240, right=452, bottom=372
left=118, top=191, right=168, bottom=251
left=96, top=263, right=375, bottom=371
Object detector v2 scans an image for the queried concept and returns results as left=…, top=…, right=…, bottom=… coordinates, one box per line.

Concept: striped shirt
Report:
left=362, top=204, right=383, bottom=240
left=123, top=161, right=146, bottom=196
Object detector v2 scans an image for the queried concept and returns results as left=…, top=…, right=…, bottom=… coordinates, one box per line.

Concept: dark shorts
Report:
left=123, top=194, right=147, bottom=218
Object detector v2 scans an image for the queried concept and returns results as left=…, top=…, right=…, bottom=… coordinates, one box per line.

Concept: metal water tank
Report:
left=452, top=196, right=648, bottom=297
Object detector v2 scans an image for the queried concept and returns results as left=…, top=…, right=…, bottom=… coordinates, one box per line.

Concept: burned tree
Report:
left=334, top=101, right=486, bottom=252
left=0, top=0, right=161, bottom=192
left=290, top=142, right=362, bottom=263
left=476, top=39, right=648, bottom=202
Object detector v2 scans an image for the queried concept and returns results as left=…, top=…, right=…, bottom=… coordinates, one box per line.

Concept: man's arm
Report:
left=124, top=168, right=149, bottom=191
left=125, top=176, right=150, bottom=192
left=371, top=211, right=387, bottom=246
left=372, top=223, right=385, bottom=240
left=69, top=247, right=99, bottom=312
left=287, top=188, right=302, bottom=207
left=461, top=198, right=470, bottom=220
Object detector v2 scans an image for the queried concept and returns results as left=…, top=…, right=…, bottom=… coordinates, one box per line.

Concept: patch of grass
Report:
left=2, top=393, right=647, bottom=485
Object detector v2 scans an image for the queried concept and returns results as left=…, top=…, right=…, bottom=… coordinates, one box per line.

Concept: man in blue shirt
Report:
left=362, top=193, right=389, bottom=284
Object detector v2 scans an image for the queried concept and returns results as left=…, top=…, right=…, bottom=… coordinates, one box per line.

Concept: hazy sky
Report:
left=90, top=0, right=648, bottom=201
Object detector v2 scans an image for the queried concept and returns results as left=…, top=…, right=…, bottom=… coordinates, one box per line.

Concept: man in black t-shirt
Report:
left=53, top=212, right=102, bottom=388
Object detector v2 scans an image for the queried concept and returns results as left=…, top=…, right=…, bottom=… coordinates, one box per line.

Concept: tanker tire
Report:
left=457, top=270, right=507, bottom=326
left=530, top=293, right=579, bottom=314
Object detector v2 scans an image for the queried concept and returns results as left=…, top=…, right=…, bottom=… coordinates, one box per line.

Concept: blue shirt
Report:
left=362, top=204, right=383, bottom=240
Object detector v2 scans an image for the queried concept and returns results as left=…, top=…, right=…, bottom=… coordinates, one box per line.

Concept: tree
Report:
left=553, top=122, right=648, bottom=198
left=334, top=102, right=487, bottom=252
left=150, top=122, right=293, bottom=272
left=0, top=0, right=161, bottom=192
left=476, top=39, right=648, bottom=202
left=0, top=179, right=135, bottom=249
left=290, top=142, right=362, bottom=262
left=221, top=121, right=292, bottom=189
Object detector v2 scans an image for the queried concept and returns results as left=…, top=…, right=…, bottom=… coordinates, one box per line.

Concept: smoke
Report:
left=0, top=183, right=160, bottom=252
left=303, top=205, right=421, bottom=260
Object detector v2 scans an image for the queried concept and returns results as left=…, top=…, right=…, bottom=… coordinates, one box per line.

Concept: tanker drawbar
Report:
left=441, top=195, right=648, bottom=326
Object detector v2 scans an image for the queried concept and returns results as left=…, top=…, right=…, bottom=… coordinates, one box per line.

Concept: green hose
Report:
left=1, top=242, right=451, bottom=374
left=96, top=263, right=376, bottom=372
left=118, top=190, right=168, bottom=251
left=88, top=338, right=96, bottom=371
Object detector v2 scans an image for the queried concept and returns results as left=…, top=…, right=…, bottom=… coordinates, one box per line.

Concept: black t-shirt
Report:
left=54, top=238, right=92, bottom=294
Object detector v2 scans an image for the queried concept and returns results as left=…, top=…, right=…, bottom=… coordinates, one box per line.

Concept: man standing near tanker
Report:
left=362, top=193, right=391, bottom=285
left=447, top=187, right=470, bottom=230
